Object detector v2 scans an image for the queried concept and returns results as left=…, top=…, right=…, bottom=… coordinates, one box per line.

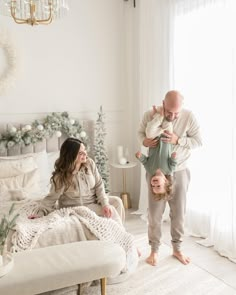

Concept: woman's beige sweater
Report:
left=37, top=158, right=109, bottom=215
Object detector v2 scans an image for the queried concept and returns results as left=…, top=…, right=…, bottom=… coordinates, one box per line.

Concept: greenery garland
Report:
left=0, top=112, right=88, bottom=152
left=0, top=109, right=110, bottom=191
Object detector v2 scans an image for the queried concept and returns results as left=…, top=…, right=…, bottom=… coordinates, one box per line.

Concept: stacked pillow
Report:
left=0, top=151, right=59, bottom=202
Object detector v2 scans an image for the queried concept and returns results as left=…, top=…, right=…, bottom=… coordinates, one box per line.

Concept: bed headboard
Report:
left=0, top=115, right=95, bottom=157
left=0, top=125, right=65, bottom=156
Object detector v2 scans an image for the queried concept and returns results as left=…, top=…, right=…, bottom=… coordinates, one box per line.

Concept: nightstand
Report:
left=110, top=162, right=137, bottom=209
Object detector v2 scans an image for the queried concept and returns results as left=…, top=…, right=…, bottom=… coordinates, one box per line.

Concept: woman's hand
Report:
left=28, top=215, right=40, bottom=219
left=102, top=205, right=112, bottom=218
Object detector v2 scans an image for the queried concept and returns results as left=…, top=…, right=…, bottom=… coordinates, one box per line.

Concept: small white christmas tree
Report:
left=94, top=106, right=110, bottom=193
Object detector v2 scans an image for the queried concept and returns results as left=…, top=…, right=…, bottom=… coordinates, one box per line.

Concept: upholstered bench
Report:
left=0, top=241, right=126, bottom=295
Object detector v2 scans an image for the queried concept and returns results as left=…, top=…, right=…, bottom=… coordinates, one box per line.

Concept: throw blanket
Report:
left=11, top=202, right=138, bottom=272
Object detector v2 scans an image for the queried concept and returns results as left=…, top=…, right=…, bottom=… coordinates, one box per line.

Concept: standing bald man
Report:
left=138, top=90, right=202, bottom=266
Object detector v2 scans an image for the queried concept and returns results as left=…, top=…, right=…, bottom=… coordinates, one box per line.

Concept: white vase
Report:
left=117, top=145, right=124, bottom=163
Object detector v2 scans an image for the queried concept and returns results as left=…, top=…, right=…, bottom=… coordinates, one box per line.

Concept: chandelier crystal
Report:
left=1, top=0, right=69, bottom=26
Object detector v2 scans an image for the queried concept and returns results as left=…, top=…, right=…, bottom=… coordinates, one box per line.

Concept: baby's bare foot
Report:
left=173, top=251, right=190, bottom=265
left=146, top=252, right=158, bottom=266
left=135, top=151, right=141, bottom=159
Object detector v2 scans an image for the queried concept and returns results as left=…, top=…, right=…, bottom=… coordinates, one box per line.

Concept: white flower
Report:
left=37, top=125, right=44, bottom=131
left=7, top=141, right=15, bottom=148
left=55, top=131, right=62, bottom=138
left=80, top=131, right=86, bottom=138
left=0, top=112, right=90, bottom=152
left=24, top=124, right=32, bottom=131
left=9, top=126, right=17, bottom=133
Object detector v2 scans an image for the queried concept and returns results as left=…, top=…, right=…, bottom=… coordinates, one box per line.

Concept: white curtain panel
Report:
left=134, top=0, right=174, bottom=218
left=172, top=0, right=236, bottom=263
left=135, top=0, right=236, bottom=262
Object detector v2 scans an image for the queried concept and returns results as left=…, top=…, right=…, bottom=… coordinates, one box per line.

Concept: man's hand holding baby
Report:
left=161, top=130, right=179, bottom=145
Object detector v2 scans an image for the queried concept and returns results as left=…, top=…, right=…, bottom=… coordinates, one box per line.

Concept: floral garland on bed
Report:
left=0, top=112, right=88, bottom=151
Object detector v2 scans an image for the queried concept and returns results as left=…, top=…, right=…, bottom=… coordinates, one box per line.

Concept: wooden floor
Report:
left=125, top=209, right=236, bottom=293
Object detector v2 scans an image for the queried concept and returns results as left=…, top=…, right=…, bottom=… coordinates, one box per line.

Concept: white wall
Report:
left=0, top=0, right=140, bottom=208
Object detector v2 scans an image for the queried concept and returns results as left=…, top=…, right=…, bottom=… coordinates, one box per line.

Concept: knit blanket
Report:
left=11, top=202, right=138, bottom=272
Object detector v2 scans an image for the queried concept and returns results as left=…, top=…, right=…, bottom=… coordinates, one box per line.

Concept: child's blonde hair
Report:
left=152, top=175, right=174, bottom=201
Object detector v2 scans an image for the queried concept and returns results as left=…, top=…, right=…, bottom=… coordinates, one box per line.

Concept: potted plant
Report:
left=0, top=203, right=19, bottom=275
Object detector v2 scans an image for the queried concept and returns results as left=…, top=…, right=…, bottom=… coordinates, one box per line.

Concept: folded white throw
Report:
left=11, top=203, right=138, bottom=272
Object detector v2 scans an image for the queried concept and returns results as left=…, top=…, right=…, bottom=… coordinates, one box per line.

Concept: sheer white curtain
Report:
left=135, top=0, right=236, bottom=262
left=172, top=0, right=236, bottom=262
left=135, top=0, right=174, bottom=218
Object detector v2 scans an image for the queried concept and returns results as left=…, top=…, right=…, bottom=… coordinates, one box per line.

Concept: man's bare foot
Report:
left=173, top=251, right=190, bottom=265
left=146, top=252, right=158, bottom=266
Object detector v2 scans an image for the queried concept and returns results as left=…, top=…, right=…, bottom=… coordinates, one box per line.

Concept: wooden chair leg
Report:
left=77, top=284, right=80, bottom=295
left=100, top=277, right=106, bottom=295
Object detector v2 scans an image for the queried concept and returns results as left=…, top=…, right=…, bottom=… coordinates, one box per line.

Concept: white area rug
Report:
left=82, top=234, right=236, bottom=295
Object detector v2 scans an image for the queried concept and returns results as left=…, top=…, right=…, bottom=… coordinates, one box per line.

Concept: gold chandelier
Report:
left=1, top=0, right=69, bottom=26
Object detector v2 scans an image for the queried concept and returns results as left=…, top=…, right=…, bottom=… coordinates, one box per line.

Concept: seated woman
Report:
left=31, top=137, right=124, bottom=224
left=25, top=137, right=139, bottom=278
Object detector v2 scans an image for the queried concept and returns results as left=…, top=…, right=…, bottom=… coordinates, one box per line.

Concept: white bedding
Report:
left=0, top=119, right=101, bottom=294
left=0, top=149, right=85, bottom=295
left=0, top=126, right=137, bottom=294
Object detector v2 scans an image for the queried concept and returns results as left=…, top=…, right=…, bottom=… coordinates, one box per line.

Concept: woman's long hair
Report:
left=51, top=138, right=84, bottom=191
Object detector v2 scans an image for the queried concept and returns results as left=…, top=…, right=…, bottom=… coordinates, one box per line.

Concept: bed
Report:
left=0, top=116, right=95, bottom=294
left=0, top=114, right=135, bottom=295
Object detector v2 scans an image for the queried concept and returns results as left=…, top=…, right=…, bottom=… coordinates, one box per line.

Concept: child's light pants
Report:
left=147, top=168, right=190, bottom=252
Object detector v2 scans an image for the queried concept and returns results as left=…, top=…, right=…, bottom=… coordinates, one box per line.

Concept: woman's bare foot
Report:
left=146, top=252, right=158, bottom=266
left=173, top=251, right=190, bottom=265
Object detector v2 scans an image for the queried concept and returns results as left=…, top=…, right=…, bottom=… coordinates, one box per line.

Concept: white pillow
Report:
left=31, top=151, right=51, bottom=194
left=0, top=151, right=51, bottom=196
left=0, top=169, right=41, bottom=200
left=0, top=156, right=37, bottom=178
left=0, top=189, right=27, bottom=202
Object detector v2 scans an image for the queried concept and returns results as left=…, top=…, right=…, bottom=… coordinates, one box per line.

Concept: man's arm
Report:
left=161, top=112, right=202, bottom=150
left=176, top=112, right=202, bottom=149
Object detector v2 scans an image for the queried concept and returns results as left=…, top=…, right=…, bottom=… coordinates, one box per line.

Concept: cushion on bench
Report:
left=0, top=241, right=126, bottom=295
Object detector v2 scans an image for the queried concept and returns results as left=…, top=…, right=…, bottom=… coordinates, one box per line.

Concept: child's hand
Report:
left=171, top=152, right=177, bottom=159
left=135, top=151, right=142, bottom=159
